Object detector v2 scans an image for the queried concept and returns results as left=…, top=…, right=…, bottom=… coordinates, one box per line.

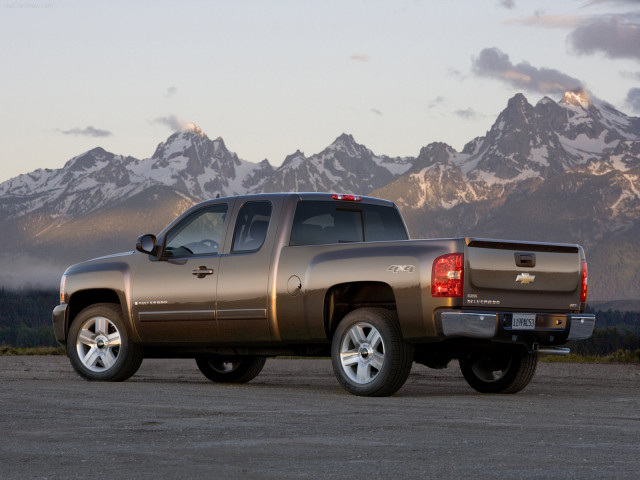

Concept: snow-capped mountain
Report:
left=1, top=91, right=639, bottom=299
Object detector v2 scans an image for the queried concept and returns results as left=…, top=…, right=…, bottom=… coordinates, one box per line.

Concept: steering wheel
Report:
left=199, top=239, right=219, bottom=251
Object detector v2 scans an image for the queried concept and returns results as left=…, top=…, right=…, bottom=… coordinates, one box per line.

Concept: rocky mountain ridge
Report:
left=1, top=90, right=638, bottom=300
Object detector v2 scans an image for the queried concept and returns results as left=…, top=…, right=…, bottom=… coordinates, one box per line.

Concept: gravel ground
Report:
left=1, top=356, right=639, bottom=479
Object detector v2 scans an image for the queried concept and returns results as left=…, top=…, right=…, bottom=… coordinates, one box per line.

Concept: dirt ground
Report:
left=1, top=356, right=638, bottom=479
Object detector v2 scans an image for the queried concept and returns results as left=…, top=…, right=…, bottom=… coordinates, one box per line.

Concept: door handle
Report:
left=192, top=266, right=214, bottom=278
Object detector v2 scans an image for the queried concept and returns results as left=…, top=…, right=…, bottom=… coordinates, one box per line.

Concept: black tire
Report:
left=67, top=303, right=143, bottom=382
left=459, top=349, right=538, bottom=394
left=196, top=355, right=266, bottom=383
left=331, top=308, right=414, bottom=397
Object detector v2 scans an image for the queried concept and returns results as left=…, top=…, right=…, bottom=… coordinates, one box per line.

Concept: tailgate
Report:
left=464, top=238, right=584, bottom=311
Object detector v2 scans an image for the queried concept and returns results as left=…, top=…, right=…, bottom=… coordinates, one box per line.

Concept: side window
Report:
left=231, top=201, right=272, bottom=253
left=165, top=204, right=227, bottom=257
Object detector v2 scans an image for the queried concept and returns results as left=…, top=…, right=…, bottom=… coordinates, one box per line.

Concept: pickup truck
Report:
left=52, top=193, right=595, bottom=396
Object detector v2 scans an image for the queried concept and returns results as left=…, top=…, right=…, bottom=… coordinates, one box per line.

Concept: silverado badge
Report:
left=516, top=273, right=535, bottom=284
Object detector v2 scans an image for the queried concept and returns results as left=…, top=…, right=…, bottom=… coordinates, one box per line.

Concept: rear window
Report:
left=290, top=201, right=408, bottom=246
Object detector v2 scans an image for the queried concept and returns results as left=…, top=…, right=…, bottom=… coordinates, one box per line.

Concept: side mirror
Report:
left=136, top=234, right=159, bottom=256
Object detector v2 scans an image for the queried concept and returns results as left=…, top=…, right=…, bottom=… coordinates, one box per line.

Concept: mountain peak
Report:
left=561, top=89, right=591, bottom=109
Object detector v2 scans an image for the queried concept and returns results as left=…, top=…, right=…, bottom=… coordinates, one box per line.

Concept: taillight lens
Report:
left=431, top=253, right=464, bottom=297
left=331, top=194, right=361, bottom=202
left=580, top=260, right=588, bottom=303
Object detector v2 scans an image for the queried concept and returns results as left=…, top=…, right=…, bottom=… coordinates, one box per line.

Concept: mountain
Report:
left=372, top=89, right=640, bottom=300
left=1, top=91, right=639, bottom=300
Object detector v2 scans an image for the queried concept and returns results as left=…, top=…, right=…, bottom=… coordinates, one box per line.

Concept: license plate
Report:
left=512, top=313, right=536, bottom=330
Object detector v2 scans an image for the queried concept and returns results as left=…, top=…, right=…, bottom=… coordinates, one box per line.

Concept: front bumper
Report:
left=52, top=304, right=69, bottom=345
left=437, top=310, right=596, bottom=345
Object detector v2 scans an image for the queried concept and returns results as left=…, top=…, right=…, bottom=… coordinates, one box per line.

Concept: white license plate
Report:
left=512, top=313, right=536, bottom=330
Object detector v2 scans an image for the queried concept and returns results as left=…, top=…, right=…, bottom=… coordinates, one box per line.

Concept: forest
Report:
left=1, top=288, right=639, bottom=359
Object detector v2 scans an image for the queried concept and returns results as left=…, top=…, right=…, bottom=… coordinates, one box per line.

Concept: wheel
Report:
left=67, top=303, right=143, bottom=381
left=331, top=308, right=414, bottom=397
left=459, top=349, right=538, bottom=394
left=196, top=355, right=266, bottom=383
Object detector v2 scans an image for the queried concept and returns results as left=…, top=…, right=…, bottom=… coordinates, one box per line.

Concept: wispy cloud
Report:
left=349, top=53, right=370, bottom=62
left=152, top=114, right=195, bottom=132
left=568, top=17, right=640, bottom=60
left=621, top=70, right=640, bottom=80
left=427, top=96, right=446, bottom=109
left=472, top=47, right=583, bottom=94
left=498, top=0, right=515, bottom=9
left=626, top=88, right=640, bottom=112
left=454, top=108, right=479, bottom=119
left=504, top=14, right=587, bottom=28
left=61, top=126, right=112, bottom=137
left=165, top=86, right=177, bottom=98
left=371, top=108, right=383, bottom=116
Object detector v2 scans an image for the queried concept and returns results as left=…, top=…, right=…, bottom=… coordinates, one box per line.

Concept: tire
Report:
left=67, top=303, right=143, bottom=382
left=196, top=355, right=266, bottom=383
left=459, top=349, right=538, bottom=394
left=331, top=308, right=414, bottom=397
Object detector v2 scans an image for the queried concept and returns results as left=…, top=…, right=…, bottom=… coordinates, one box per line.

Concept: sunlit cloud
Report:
left=152, top=115, right=196, bottom=132
left=61, top=126, right=112, bottom=138
left=472, top=47, right=583, bottom=94
left=350, top=53, right=370, bottom=62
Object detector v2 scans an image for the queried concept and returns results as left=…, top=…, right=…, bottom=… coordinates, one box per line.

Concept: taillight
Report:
left=580, top=260, right=588, bottom=303
left=431, top=253, right=464, bottom=297
left=331, top=194, right=361, bottom=202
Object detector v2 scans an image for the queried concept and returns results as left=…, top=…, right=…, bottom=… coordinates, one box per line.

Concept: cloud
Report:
left=427, top=96, right=446, bottom=109
left=454, top=108, right=479, bottom=119
left=504, top=14, right=586, bottom=28
left=620, top=70, right=640, bottom=80
left=626, top=88, right=640, bottom=112
left=498, top=0, right=515, bottom=8
left=165, top=86, right=177, bottom=98
left=349, top=53, right=370, bottom=62
left=569, top=17, right=640, bottom=60
left=152, top=115, right=192, bottom=132
left=61, top=126, right=112, bottom=137
left=370, top=108, right=383, bottom=116
left=472, top=47, right=583, bottom=94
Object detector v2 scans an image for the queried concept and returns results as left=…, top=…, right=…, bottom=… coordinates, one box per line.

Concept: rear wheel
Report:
left=331, top=308, right=414, bottom=397
left=459, top=349, right=538, bottom=394
left=196, top=355, right=266, bottom=383
left=67, top=303, right=143, bottom=381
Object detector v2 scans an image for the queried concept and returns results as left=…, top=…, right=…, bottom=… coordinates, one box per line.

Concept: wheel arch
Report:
left=324, top=281, right=397, bottom=339
left=67, top=289, right=126, bottom=338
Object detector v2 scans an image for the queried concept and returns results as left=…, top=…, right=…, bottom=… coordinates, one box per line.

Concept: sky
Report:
left=1, top=0, right=639, bottom=183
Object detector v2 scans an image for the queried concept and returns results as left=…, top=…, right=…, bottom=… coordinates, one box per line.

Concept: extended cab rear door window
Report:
left=290, top=201, right=408, bottom=246
left=231, top=201, right=272, bottom=253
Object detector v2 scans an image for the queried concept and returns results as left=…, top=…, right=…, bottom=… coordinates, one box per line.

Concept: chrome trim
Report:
left=537, top=347, right=570, bottom=356
left=567, top=315, right=596, bottom=340
left=441, top=312, right=497, bottom=338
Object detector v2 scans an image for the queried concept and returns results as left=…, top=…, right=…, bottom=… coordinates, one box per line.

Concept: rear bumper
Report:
left=52, top=304, right=69, bottom=345
left=437, top=310, right=595, bottom=345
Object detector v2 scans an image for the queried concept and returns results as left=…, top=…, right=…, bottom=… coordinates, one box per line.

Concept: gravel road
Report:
left=1, top=356, right=638, bottom=479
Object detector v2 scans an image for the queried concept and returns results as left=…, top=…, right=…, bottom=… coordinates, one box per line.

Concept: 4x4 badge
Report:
left=516, top=273, right=535, bottom=284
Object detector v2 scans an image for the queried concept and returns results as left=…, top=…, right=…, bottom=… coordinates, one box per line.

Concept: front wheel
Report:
left=331, top=308, right=414, bottom=397
left=459, top=349, right=538, bottom=394
left=196, top=355, right=266, bottom=383
left=67, top=303, right=143, bottom=381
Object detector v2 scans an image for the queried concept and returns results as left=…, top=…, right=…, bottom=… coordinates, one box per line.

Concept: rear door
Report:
left=464, top=239, right=584, bottom=311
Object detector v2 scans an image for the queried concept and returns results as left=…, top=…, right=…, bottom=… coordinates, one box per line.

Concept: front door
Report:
left=132, top=202, right=230, bottom=344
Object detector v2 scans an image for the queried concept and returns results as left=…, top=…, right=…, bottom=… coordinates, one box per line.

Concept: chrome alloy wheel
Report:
left=338, top=321, right=385, bottom=384
left=75, top=315, right=122, bottom=372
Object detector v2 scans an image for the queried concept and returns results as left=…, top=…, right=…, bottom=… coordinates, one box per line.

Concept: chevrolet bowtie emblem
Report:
left=516, top=273, right=535, bottom=284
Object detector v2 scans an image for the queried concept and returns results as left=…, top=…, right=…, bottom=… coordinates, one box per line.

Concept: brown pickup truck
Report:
left=52, top=193, right=595, bottom=396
